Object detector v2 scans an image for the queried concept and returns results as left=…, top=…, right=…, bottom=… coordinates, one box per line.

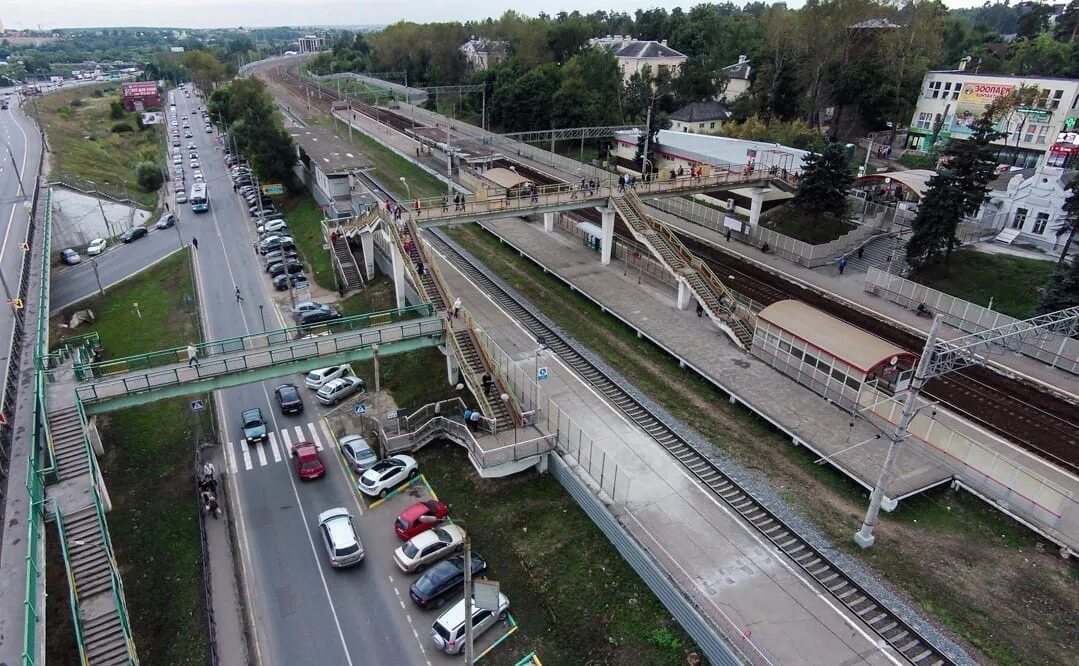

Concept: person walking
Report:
left=191, top=237, right=199, bottom=250
left=838, top=256, right=848, bottom=275
left=696, top=302, right=704, bottom=317
left=202, top=460, right=215, bottom=479
left=452, top=297, right=461, bottom=319
left=416, top=261, right=425, bottom=276
left=441, top=195, right=449, bottom=212
left=207, top=494, right=220, bottom=519
left=235, top=287, right=243, bottom=302
left=481, top=373, right=493, bottom=395
left=187, top=343, right=199, bottom=367
left=468, top=410, right=482, bottom=432
left=463, top=408, right=473, bottom=431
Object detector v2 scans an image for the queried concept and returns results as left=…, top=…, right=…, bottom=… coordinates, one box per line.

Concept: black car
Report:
left=120, top=227, right=148, bottom=243
left=409, top=554, right=487, bottom=608
left=296, top=309, right=341, bottom=326
left=262, top=249, right=299, bottom=265
left=274, top=383, right=304, bottom=415
left=267, top=259, right=304, bottom=277
left=273, top=273, right=308, bottom=291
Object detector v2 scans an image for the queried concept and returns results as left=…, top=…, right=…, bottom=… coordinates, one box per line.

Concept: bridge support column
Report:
left=390, top=232, right=407, bottom=308
left=445, top=345, right=460, bottom=387
left=543, top=212, right=556, bottom=233
left=360, top=231, right=375, bottom=280
left=748, top=187, right=768, bottom=228
left=676, top=280, right=693, bottom=310
left=599, top=207, right=615, bottom=266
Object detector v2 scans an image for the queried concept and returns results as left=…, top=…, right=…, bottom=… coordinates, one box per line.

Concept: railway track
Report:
left=495, top=158, right=1079, bottom=475
left=423, top=230, right=954, bottom=666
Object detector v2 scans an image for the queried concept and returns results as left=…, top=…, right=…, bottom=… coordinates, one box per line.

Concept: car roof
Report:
left=437, top=592, right=509, bottom=628
left=241, top=408, right=262, bottom=420
left=406, top=527, right=444, bottom=549
left=318, top=509, right=357, bottom=545
left=293, top=442, right=319, bottom=459
left=340, top=435, right=371, bottom=451
left=400, top=501, right=439, bottom=521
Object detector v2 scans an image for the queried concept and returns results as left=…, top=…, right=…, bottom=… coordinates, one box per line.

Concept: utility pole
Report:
left=463, top=534, right=474, bottom=665
left=5, top=144, right=26, bottom=198
left=96, top=198, right=114, bottom=238
left=641, top=97, right=653, bottom=179
left=90, top=259, right=105, bottom=296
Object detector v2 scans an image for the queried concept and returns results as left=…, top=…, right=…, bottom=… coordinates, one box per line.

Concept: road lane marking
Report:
left=227, top=441, right=238, bottom=474
left=319, top=420, right=334, bottom=451
left=307, top=422, right=323, bottom=450
left=255, top=442, right=267, bottom=467
left=240, top=439, right=253, bottom=471
left=281, top=427, right=292, bottom=455
left=268, top=432, right=282, bottom=463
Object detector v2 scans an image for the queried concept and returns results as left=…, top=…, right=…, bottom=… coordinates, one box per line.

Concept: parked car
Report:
left=86, top=238, right=107, bottom=256
left=240, top=408, right=267, bottom=443
left=290, top=442, right=325, bottom=480
left=268, top=259, right=305, bottom=278
left=274, top=383, right=304, bottom=415
left=273, top=273, right=308, bottom=291
left=305, top=364, right=353, bottom=389
left=394, top=524, right=466, bottom=574
left=408, top=553, right=487, bottom=609
left=120, top=227, right=148, bottom=243
left=431, top=592, right=509, bottom=655
left=316, top=376, right=365, bottom=406
left=176, top=192, right=188, bottom=204
left=60, top=248, right=82, bottom=265
left=257, top=219, right=288, bottom=235
left=295, top=308, right=340, bottom=327
left=317, top=508, right=364, bottom=568
left=394, top=500, right=450, bottom=541
left=339, top=435, right=377, bottom=474
left=263, top=250, right=300, bottom=266
left=358, top=454, right=418, bottom=498
left=258, top=235, right=294, bottom=253
left=155, top=213, right=176, bottom=230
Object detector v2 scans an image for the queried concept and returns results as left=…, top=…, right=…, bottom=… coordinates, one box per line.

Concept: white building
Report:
left=298, top=34, right=325, bottom=54
left=907, top=69, right=1079, bottom=169
left=459, top=37, right=509, bottom=72
left=986, top=166, right=1077, bottom=252
left=668, top=101, right=732, bottom=134
left=590, top=35, right=688, bottom=83
left=720, top=56, right=752, bottom=102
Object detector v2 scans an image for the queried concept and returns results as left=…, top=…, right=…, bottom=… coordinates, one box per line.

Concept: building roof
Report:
left=593, top=36, right=687, bottom=59
left=290, top=126, right=373, bottom=175
left=722, top=58, right=751, bottom=80
left=849, top=18, right=903, bottom=30
left=757, top=300, right=915, bottom=374
left=483, top=167, right=532, bottom=190
left=670, top=101, right=732, bottom=123
left=855, top=169, right=937, bottom=200
left=926, top=69, right=1079, bottom=83
left=615, top=129, right=811, bottom=174
left=460, top=37, right=509, bottom=55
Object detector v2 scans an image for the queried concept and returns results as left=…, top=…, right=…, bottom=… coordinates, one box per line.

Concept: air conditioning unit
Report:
left=727, top=198, right=735, bottom=211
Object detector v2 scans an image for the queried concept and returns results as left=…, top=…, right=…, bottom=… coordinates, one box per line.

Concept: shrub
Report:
left=111, top=122, right=132, bottom=133
left=109, top=99, right=125, bottom=120
left=135, top=161, right=163, bottom=192
left=91, top=89, right=104, bottom=98
left=57, top=106, right=71, bottom=119
left=70, top=98, right=84, bottom=107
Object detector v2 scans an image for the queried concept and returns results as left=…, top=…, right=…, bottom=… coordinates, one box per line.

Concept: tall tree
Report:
left=1052, top=176, right=1079, bottom=263
left=1034, top=260, right=1079, bottom=315
left=1054, top=0, right=1079, bottom=42
left=793, top=142, right=854, bottom=218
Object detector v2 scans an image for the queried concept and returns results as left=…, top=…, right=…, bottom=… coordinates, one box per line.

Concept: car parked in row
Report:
left=86, top=238, right=107, bottom=256
left=316, top=375, right=365, bottom=406
left=305, top=364, right=353, bottom=389
left=295, top=308, right=341, bottom=327
left=339, top=435, right=377, bottom=473
left=431, top=592, right=510, bottom=655
left=394, top=500, right=450, bottom=540
left=121, top=227, right=148, bottom=243
left=359, top=454, right=418, bottom=498
left=409, top=553, right=487, bottom=609
left=273, top=273, right=309, bottom=291
left=394, top=523, right=466, bottom=573
left=156, top=213, right=176, bottom=230
left=61, top=248, right=82, bottom=265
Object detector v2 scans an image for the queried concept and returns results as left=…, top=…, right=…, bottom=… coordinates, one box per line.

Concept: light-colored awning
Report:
left=483, top=167, right=533, bottom=190
left=576, top=222, right=603, bottom=238
left=855, top=169, right=936, bottom=200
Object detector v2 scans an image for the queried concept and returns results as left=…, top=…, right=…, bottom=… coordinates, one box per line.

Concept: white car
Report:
left=86, top=238, right=107, bottom=256
left=257, top=219, right=288, bottom=234
left=305, top=364, right=353, bottom=389
left=317, top=507, right=364, bottom=568
left=431, top=592, right=510, bottom=655
left=358, top=454, right=418, bottom=498
left=176, top=192, right=188, bottom=204
left=316, top=376, right=365, bottom=406
left=394, top=524, right=467, bottom=573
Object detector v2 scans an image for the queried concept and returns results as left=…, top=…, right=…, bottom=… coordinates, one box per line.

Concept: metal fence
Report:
left=548, top=456, right=745, bottom=666
left=864, top=268, right=1079, bottom=374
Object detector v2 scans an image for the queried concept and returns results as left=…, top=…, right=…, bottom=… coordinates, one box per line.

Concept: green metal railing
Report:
left=33, top=189, right=52, bottom=372
left=90, top=482, right=138, bottom=663
left=50, top=503, right=91, bottom=666
left=22, top=446, right=44, bottom=666
left=73, top=303, right=433, bottom=380
left=42, top=332, right=101, bottom=370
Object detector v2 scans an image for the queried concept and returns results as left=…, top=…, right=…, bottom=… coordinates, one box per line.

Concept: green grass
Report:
left=349, top=347, right=464, bottom=412
left=445, top=223, right=1079, bottom=665
left=279, top=193, right=335, bottom=290
left=38, top=83, right=163, bottom=209
left=765, top=207, right=855, bottom=244
left=310, top=115, right=445, bottom=200
left=51, top=249, right=198, bottom=357
left=336, top=272, right=395, bottom=316
left=420, top=442, right=696, bottom=665
left=97, top=397, right=211, bottom=666
left=912, top=249, right=1056, bottom=319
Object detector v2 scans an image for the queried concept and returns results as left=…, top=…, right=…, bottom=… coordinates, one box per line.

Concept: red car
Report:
left=394, top=500, right=449, bottom=540
left=290, top=442, right=325, bottom=480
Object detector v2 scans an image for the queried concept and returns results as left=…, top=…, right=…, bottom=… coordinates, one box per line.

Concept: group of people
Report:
left=616, top=173, right=639, bottom=193
left=441, top=192, right=467, bottom=212
left=399, top=225, right=426, bottom=276
left=199, top=461, right=221, bottom=520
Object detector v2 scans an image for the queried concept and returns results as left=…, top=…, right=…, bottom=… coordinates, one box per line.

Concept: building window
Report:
left=1012, top=207, right=1028, bottom=230
left=1051, top=89, right=1064, bottom=110
left=1032, top=212, right=1050, bottom=234
left=1036, top=125, right=1050, bottom=144
left=927, top=80, right=942, bottom=98
left=699, top=122, right=705, bottom=128
left=943, top=82, right=952, bottom=94
left=952, top=86, right=960, bottom=100
left=916, top=112, right=933, bottom=130
left=1036, top=89, right=1051, bottom=108
left=1023, top=124, right=1038, bottom=143
left=1072, top=93, right=1079, bottom=110
left=709, top=121, right=715, bottom=129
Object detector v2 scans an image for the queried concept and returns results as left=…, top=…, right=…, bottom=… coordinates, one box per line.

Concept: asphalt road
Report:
left=170, top=88, right=453, bottom=665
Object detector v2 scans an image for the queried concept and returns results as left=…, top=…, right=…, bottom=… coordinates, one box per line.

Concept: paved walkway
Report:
left=429, top=236, right=910, bottom=666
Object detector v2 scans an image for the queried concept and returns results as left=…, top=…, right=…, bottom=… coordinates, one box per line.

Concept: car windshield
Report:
left=431, top=528, right=451, bottom=543
left=279, top=388, right=298, bottom=401
left=336, top=542, right=360, bottom=556
left=401, top=540, right=421, bottom=558
left=395, top=518, right=411, bottom=533
left=306, top=371, right=323, bottom=382
left=357, top=448, right=376, bottom=463
left=243, top=417, right=261, bottom=428
left=300, top=460, right=321, bottom=471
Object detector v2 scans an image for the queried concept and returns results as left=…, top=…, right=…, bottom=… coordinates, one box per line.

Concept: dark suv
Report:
left=295, top=308, right=341, bottom=327
left=408, top=553, right=487, bottom=609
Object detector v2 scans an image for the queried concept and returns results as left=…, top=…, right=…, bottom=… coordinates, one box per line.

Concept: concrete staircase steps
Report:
left=331, top=235, right=364, bottom=290
left=81, top=613, right=130, bottom=665
left=65, top=511, right=114, bottom=598
left=845, top=234, right=907, bottom=275
left=451, top=329, right=513, bottom=431
left=48, top=408, right=92, bottom=480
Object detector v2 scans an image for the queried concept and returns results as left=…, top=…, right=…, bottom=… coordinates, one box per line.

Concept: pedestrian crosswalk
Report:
left=227, top=419, right=337, bottom=473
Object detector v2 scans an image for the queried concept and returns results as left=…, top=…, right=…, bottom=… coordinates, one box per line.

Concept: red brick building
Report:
left=121, top=82, right=161, bottom=111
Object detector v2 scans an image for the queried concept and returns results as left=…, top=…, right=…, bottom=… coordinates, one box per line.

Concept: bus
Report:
left=190, top=183, right=209, bottom=213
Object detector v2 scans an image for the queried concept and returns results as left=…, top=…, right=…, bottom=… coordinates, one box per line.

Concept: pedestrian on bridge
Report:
left=481, top=373, right=493, bottom=395
left=463, top=408, right=474, bottom=431
left=202, top=461, right=216, bottom=480
left=696, top=302, right=704, bottom=317
left=187, top=343, right=199, bottom=368
left=452, top=297, right=461, bottom=319
left=441, top=195, right=449, bottom=212
left=191, top=237, right=199, bottom=250
left=838, top=256, right=848, bottom=275
left=469, top=410, right=482, bottom=432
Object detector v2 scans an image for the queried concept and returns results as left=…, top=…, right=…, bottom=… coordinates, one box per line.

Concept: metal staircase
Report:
left=612, top=191, right=755, bottom=349
left=390, top=217, right=517, bottom=431
left=844, top=233, right=909, bottom=275
left=330, top=233, right=364, bottom=290
left=50, top=406, right=91, bottom=480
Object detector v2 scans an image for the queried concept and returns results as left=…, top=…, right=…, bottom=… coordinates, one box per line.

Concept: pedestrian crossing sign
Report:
left=537, top=367, right=549, bottom=380
left=190, top=399, right=205, bottom=411
left=354, top=404, right=366, bottom=415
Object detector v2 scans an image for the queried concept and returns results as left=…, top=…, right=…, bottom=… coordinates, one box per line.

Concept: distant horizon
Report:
left=2, top=0, right=994, bottom=32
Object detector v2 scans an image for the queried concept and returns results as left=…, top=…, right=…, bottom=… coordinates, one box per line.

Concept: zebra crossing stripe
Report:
left=307, top=422, right=323, bottom=450
left=319, top=420, right=335, bottom=452
left=256, top=442, right=268, bottom=467
left=294, top=425, right=307, bottom=449
left=281, top=428, right=293, bottom=453
left=226, top=440, right=239, bottom=474
left=268, top=432, right=282, bottom=463
left=240, top=439, right=253, bottom=471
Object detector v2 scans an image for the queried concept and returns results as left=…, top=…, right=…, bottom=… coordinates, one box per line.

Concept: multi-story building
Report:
left=720, top=56, right=752, bottom=102
left=459, top=37, right=509, bottom=72
left=668, top=101, right=732, bottom=134
left=297, top=34, right=325, bottom=54
left=590, top=35, right=687, bottom=83
left=907, top=70, right=1079, bottom=169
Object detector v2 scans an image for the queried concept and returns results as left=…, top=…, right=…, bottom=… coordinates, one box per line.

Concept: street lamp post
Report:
left=258, top=304, right=266, bottom=332
left=399, top=177, right=410, bottom=200
left=372, top=343, right=381, bottom=392
left=90, top=259, right=105, bottom=296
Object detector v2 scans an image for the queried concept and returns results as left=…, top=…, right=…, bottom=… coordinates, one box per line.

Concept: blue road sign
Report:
left=190, top=399, right=205, bottom=411
left=354, top=404, right=367, bottom=415
left=537, top=367, right=549, bottom=381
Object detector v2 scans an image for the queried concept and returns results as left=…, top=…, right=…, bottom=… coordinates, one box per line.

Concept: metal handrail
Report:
left=50, top=502, right=91, bottom=666
left=34, top=189, right=53, bottom=371
left=459, top=308, right=525, bottom=424
left=22, top=442, right=45, bottom=666
left=73, top=304, right=434, bottom=378
left=90, top=483, right=138, bottom=663
left=36, top=374, right=56, bottom=475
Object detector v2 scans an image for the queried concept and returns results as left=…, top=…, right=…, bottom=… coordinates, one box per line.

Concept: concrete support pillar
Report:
left=445, top=345, right=459, bottom=387
left=676, top=280, right=693, bottom=310
left=543, top=211, right=556, bottom=233
left=360, top=231, right=375, bottom=280
left=748, top=187, right=768, bottom=228
left=390, top=232, right=406, bottom=308
left=599, top=207, right=615, bottom=265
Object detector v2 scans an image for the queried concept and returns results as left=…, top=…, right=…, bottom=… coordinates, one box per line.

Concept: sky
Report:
left=4, top=0, right=989, bottom=31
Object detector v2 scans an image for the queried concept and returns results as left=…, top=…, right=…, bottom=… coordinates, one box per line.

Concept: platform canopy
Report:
left=855, top=169, right=936, bottom=200
left=483, top=167, right=533, bottom=190
left=757, top=300, right=916, bottom=373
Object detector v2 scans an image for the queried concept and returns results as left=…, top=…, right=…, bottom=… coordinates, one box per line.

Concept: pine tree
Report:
left=792, top=142, right=854, bottom=218
left=1052, top=176, right=1079, bottom=264
left=1035, top=259, right=1079, bottom=315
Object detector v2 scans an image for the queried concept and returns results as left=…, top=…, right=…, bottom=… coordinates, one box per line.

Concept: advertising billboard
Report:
left=947, top=82, right=1013, bottom=136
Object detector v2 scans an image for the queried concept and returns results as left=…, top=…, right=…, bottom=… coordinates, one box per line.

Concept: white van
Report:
left=430, top=592, right=509, bottom=655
